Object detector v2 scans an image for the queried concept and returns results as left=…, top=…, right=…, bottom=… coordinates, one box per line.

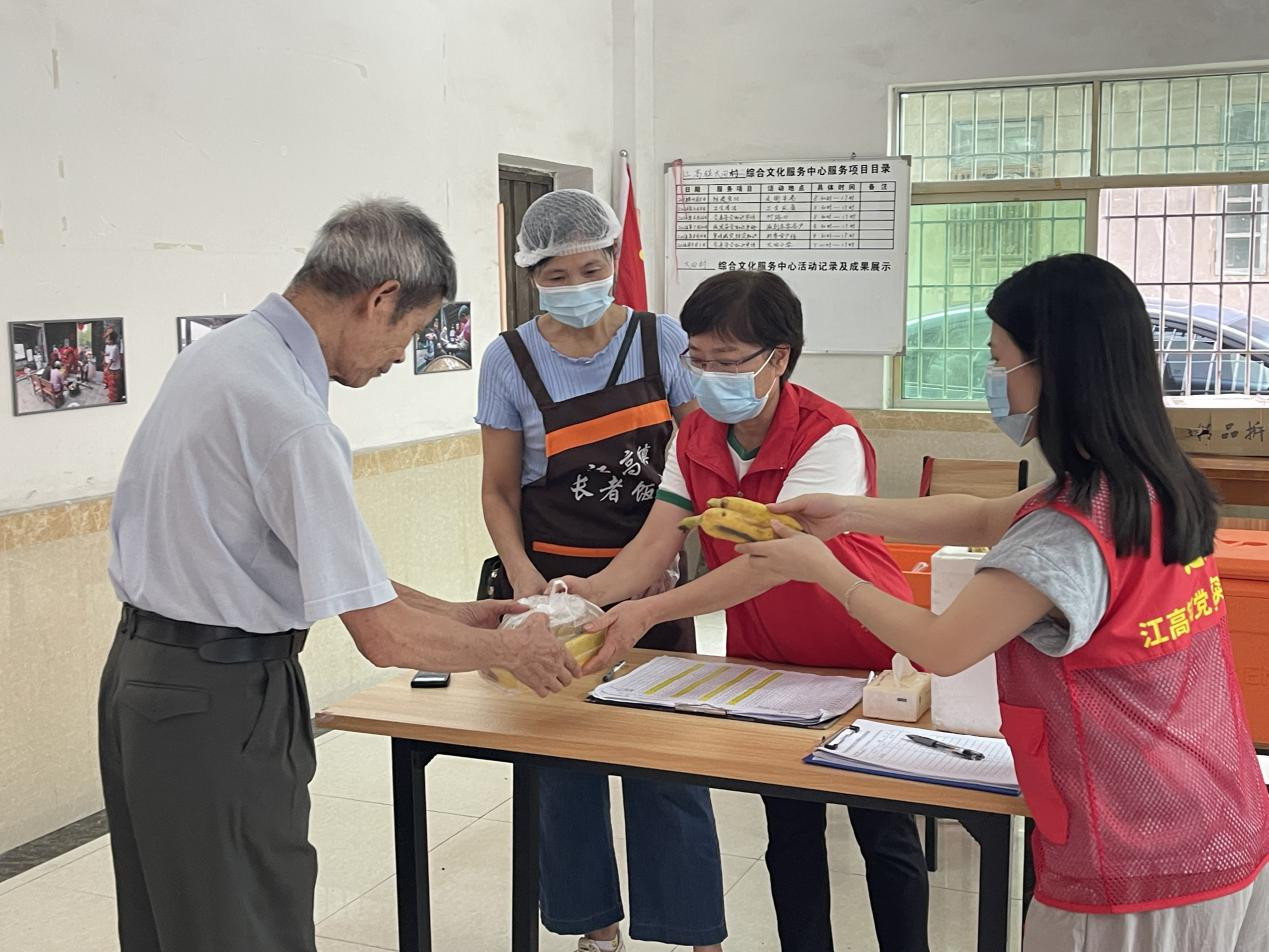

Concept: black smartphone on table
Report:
left=410, top=671, right=451, bottom=688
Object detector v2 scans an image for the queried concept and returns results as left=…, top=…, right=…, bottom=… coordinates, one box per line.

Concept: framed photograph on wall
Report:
left=177, top=313, right=245, bottom=352
left=414, top=301, right=472, bottom=373
left=8, top=318, right=127, bottom=416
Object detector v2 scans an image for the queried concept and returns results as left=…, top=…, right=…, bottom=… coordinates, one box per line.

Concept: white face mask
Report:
left=688, top=351, right=777, bottom=424
left=983, top=359, right=1037, bottom=446
left=536, top=276, right=615, bottom=328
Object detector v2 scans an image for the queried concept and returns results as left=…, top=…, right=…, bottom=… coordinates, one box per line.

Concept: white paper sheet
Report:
left=812, top=718, right=1018, bottom=791
left=589, top=656, right=866, bottom=726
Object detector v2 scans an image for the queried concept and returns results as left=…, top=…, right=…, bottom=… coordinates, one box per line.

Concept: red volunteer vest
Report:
left=677, top=383, right=909, bottom=668
left=997, top=486, right=1269, bottom=914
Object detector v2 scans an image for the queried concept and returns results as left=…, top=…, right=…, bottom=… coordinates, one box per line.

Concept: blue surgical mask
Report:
left=690, top=351, right=777, bottom=424
left=983, top=359, right=1037, bottom=446
left=536, top=276, right=615, bottom=328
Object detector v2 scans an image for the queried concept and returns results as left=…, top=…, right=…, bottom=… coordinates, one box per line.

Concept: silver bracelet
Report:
left=842, top=579, right=872, bottom=615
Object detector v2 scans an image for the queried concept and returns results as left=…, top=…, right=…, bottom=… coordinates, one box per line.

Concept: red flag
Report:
left=614, top=159, right=648, bottom=311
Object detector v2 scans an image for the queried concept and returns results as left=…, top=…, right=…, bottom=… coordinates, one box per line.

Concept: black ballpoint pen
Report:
left=906, top=733, right=984, bottom=761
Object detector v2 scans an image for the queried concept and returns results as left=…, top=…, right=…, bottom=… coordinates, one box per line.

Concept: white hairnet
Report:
left=514, top=189, right=622, bottom=268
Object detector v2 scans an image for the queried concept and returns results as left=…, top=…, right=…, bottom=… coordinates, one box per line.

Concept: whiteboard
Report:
left=663, top=156, right=910, bottom=355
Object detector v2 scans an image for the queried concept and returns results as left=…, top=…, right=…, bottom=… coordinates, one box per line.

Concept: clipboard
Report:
left=805, top=719, right=1021, bottom=796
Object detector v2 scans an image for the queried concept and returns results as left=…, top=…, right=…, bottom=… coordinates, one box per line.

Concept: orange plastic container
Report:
left=1213, top=529, right=1269, bottom=747
left=886, top=542, right=938, bottom=609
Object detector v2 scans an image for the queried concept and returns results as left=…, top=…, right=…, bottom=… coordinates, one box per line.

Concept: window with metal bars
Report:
left=894, top=69, right=1269, bottom=406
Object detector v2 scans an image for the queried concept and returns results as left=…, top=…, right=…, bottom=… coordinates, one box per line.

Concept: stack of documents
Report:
left=808, top=719, right=1020, bottom=795
left=588, top=655, right=866, bottom=727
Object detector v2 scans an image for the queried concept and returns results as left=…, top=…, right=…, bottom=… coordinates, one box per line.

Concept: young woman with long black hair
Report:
left=739, top=254, right=1269, bottom=951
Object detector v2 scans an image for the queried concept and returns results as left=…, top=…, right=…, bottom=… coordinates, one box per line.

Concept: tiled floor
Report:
left=2, top=614, right=1024, bottom=951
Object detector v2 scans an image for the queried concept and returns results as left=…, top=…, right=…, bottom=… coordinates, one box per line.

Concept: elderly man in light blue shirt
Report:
left=99, top=198, right=579, bottom=952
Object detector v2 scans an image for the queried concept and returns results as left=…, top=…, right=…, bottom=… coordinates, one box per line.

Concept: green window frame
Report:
left=892, top=67, right=1269, bottom=408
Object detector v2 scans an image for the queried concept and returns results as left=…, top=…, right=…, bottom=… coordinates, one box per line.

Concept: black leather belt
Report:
left=121, top=603, right=308, bottom=664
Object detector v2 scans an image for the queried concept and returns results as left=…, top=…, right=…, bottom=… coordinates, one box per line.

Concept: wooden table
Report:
left=1191, top=453, right=1269, bottom=507
left=317, top=649, right=1028, bottom=952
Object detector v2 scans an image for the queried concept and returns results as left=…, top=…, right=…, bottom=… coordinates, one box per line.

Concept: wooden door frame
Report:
left=498, top=167, right=556, bottom=331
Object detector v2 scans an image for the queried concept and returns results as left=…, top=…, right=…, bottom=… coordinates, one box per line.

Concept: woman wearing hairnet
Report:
left=476, top=189, right=726, bottom=951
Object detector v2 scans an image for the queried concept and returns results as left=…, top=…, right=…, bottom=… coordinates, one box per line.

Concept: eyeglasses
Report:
left=679, top=346, right=771, bottom=375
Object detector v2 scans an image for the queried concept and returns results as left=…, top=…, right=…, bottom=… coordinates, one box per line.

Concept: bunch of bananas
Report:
left=678, top=496, right=802, bottom=544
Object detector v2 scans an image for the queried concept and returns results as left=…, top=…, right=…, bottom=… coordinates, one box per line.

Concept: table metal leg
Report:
left=971, top=813, right=1012, bottom=952
left=383, top=741, right=1025, bottom=952
left=924, top=814, right=939, bottom=871
left=1022, top=818, right=1036, bottom=919
left=393, top=739, right=434, bottom=952
left=511, top=763, right=541, bottom=952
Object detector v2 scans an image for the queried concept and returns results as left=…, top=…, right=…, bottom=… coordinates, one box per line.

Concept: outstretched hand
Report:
left=579, top=601, right=654, bottom=676
left=451, top=598, right=526, bottom=630
left=766, top=493, right=856, bottom=540
left=497, top=613, right=581, bottom=698
left=549, top=575, right=599, bottom=604
left=736, top=520, right=846, bottom=588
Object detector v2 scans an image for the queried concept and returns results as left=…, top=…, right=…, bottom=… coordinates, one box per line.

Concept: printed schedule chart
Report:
left=675, top=177, right=898, bottom=252
left=663, top=157, right=911, bottom=355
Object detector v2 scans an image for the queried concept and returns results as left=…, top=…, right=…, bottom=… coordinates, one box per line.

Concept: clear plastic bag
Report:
left=481, top=581, right=608, bottom=691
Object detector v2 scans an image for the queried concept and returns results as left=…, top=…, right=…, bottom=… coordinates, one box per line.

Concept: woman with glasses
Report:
left=476, top=189, right=726, bottom=952
left=563, top=269, right=930, bottom=952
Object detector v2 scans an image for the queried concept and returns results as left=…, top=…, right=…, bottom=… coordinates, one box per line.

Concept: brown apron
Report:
left=494, top=312, right=694, bottom=651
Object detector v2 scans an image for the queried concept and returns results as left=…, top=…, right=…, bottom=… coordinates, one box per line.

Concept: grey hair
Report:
left=289, top=198, right=457, bottom=322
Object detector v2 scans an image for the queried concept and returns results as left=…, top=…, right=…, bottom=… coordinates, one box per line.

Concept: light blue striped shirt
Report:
left=475, top=310, right=694, bottom=485
left=108, top=294, right=396, bottom=632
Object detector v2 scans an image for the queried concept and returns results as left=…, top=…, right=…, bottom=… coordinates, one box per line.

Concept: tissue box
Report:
left=862, top=670, right=931, bottom=722
left=928, top=546, right=1003, bottom=736
left=931, top=657, right=1002, bottom=737
left=930, top=546, right=986, bottom=614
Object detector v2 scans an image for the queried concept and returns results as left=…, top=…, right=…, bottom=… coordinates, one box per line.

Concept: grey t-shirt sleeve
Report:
left=975, top=508, right=1110, bottom=657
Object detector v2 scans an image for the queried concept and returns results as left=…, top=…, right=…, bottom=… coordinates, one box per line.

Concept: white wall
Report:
left=612, top=0, right=657, bottom=294
left=0, top=0, right=616, bottom=512
left=646, top=0, right=1269, bottom=410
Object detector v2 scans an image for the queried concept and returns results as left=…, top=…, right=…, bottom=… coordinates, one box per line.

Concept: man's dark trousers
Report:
left=98, top=606, right=318, bottom=952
